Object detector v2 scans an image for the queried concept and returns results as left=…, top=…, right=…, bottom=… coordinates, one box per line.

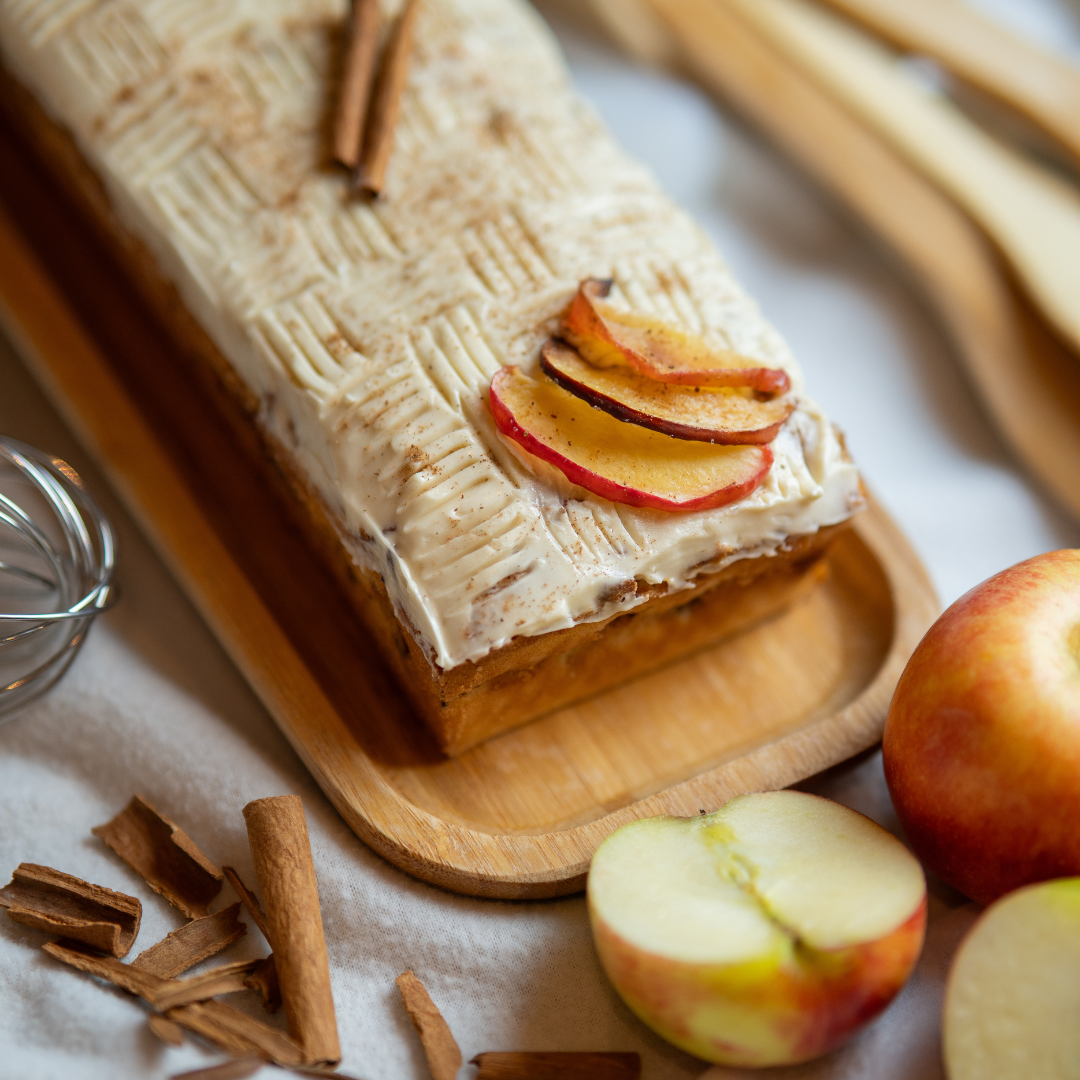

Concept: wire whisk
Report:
left=0, top=437, right=116, bottom=722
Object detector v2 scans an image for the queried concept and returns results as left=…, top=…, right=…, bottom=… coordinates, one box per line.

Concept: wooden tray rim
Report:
left=0, top=202, right=939, bottom=898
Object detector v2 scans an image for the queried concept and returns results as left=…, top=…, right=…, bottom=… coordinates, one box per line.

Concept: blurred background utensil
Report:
left=0, top=436, right=116, bottom=721
left=816, top=0, right=1080, bottom=172
left=586, top=0, right=1080, bottom=524
left=726, top=0, right=1080, bottom=371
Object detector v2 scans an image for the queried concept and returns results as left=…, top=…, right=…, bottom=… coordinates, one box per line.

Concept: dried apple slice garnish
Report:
left=563, top=279, right=791, bottom=396
left=540, top=338, right=793, bottom=445
left=489, top=366, right=773, bottom=512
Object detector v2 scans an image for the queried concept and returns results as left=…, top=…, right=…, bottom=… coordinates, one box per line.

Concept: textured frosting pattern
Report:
left=1, top=0, right=863, bottom=668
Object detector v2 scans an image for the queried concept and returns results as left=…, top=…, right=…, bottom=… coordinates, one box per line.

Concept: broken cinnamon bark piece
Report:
left=219, top=867, right=282, bottom=1010
left=45, top=938, right=254, bottom=1012
left=43, top=938, right=168, bottom=1001
left=169, top=1060, right=264, bottom=1080
left=0, top=863, right=141, bottom=957
left=243, top=797, right=339, bottom=1068
left=132, top=903, right=247, bottom=978
left=43, top=939, right=305, bottom=1066
left=221, top=866, right=271, bottom=942
left=147, top=1013, right=185, bottom=1047
left=396, top=970, right=462, bottom=1080
left=92, top=795, right=223, bottom=918
left=470, top=1052, right=642, bottom=1079
left=153, top=958, right=264, bottom=1011
left=165, top=1001, right=306, bottom=1066
left=290, top=1071, right=367, bottom=1080
left=126, top=871, right=275, bottom=1008
left=244, top=954, right=282, bottom=1014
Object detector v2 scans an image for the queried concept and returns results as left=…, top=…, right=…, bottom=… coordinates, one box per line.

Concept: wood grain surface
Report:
left=0, top=112, right=938, bottom=898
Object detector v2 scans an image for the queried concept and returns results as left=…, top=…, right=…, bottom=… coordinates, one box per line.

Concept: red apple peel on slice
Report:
left=540, top=339, right=793, bottom=445
left=489, top=366, right=772, bottom=512
left=587, top=791, right=927, bottom=1067
left=563, top=279, right=791, bottom=396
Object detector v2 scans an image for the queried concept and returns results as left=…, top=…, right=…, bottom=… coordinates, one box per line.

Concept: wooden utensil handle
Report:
left=818, top=0, right=1080, bottom=169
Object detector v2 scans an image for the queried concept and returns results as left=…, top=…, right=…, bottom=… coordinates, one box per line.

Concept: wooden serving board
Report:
left=0, top=117, right=938, bottom=898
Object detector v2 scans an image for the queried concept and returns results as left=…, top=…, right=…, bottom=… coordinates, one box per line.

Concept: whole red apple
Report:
left=883, top=550, right=1080, bottom=905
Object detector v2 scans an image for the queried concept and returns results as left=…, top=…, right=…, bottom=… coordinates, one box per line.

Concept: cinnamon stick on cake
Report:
left=0, top=0, right=863, bottom=755
left=333, top=0, right=381, bottom=169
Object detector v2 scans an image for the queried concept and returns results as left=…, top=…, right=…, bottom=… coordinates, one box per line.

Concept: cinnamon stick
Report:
left=132, top=902, right=246, bottom=978
left=243, top=796, right=339, bottom=1068
left=396, top=970, right=461, bottom=1080
left=153, top=958, right=264, bottom=1010
left=170, top=1060, right=263, bottom=1080
left=0, top=862, right=141, bottom=957
left=355, top=0, right=422, bottom=194
left=222, top=866, right=270, bottom=941
left=93, top=795, right=223, bottom=918
left=470, top=1052, right=642, bottom=1079
left=147, top=1013, right=185, bottom=1047
left=333, top=0, right=382, bottom=167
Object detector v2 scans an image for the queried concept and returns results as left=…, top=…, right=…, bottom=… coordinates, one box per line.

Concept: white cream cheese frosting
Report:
left=0, top=0, right=863, bottom=669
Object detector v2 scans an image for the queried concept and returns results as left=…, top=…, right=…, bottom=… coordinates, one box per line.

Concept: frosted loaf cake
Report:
left=0, top=0, right=863, bottom=753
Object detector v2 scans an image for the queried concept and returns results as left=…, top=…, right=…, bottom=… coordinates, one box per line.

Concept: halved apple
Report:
left=540, top=339, right=793, bottom=444
left=563, top=279, right=791, bottom=396
left=588, top=791, right=927, bottom=1067
left=944, top=878, right=1080, bottom=1080
left=489, top=366, right=772, bottom=512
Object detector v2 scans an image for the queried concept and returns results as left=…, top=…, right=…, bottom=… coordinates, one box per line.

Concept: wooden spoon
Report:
left=816, top=0, right=1080, bottom=172
left=586, top=0, right=1080, bottom=522
left=722, top=0, right=1080, bottom=371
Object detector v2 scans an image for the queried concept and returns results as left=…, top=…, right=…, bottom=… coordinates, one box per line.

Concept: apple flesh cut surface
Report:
left=944, top=878, right=1080, bottom=1080
left=588, top=791, right=926, bottom=1067
left=489, top=366, right=772, bottom=512
left=563, top=279, right=791, bottom=396
left=540, top=339, right=793, bottom=445
left=883, top=549, right=1080, bottom=905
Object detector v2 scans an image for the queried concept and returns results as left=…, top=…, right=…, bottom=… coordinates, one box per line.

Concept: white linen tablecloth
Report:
left=2, top=2, right=1079, bottom=1077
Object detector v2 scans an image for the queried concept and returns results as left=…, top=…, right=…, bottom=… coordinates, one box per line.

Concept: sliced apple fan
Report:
left=564, top=279, right=791, bottom=395
left=490, top=366, right=772, bottom=512
left=541, top=339, right=793, bottom=445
